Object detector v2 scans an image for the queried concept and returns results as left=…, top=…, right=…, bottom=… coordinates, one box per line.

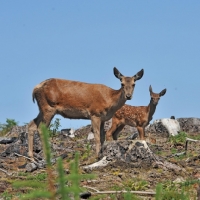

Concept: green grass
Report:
left=169, top=131, right=187, bottom=144
left=18, top=172, right=47, bottom=181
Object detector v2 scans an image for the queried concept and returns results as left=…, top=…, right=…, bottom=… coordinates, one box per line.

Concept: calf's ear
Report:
left=149, top=85, right=153, bottom=94
left=159, top=89, right=167, bottom=97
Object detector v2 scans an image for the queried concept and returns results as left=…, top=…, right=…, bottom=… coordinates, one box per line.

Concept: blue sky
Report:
left=0, top=1, right=200, bottom=129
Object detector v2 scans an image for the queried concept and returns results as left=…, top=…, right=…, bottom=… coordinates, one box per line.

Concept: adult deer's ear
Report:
left=149, top=85, right=153, bottom=94
left=113, top=67, right=124, bottom=80
left=133, top=69, right=144, bottom=81
left=159, top=89, right=167, bottom=97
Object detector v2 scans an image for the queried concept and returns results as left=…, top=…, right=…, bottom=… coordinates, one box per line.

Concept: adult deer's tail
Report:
left=32, top=80, right=48, bottom=103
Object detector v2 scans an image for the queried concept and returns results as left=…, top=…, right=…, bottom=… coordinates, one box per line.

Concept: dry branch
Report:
left=14, top=152, right=39, bottom=164
left=185, top=137, right=200, bottom=151
left=83, top=185, right=156, bottom=195
left=0, top=168, right=12, bottom=176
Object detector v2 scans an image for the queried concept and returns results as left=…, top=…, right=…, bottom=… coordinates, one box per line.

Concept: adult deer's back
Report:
left=28, top=67, right=144, bottom=159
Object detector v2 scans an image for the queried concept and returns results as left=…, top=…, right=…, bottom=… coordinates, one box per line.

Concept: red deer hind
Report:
left=106, top=85, right=166, bottom=141
left=28, top=67, right=144, bottom=159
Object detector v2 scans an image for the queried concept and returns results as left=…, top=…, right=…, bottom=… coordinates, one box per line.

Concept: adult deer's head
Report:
left=149, top=85, right=167, bottom=105
left=114, top=67, right=144, bottom=100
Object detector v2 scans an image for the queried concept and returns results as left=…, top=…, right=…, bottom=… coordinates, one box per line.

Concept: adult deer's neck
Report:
left=110, top=88, right=126, bottom=110
left=147, top=100, right=157, bottom=122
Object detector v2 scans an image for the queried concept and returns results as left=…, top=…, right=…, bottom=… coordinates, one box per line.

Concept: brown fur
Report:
left=28, top=67, right=144, bottom=159
left=106, top=85, right=166, bottom=141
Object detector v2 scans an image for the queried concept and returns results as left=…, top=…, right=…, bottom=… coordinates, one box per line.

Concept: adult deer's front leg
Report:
left=137, top=126, right=145, bottom=140
left=112, top=124, right=125, bottom=140
left=100, top=122, right=105, bottom=146
left=91, top=116, right=101, bottom=156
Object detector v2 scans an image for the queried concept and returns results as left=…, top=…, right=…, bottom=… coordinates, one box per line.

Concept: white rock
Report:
left=26, top=163, right=37, bottom=172
left=82, top=156, right=110, bottom=170
left=87, top=132, right=94, bottom=140
left=69, top=128, right=75, bottom=138
left=154, top=118, right=180, bottom=136
left=61, top=128, right=75, bottom=138
left=173, top=177, right=185, bottom=183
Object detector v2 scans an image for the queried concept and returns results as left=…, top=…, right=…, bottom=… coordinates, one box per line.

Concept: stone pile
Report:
left=0, top=127, right=73, bottom=172
left=100, top=140, right=156, bottom=168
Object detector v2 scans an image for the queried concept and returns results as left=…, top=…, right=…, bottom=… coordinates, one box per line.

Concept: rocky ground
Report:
left=0, top=118, right=200, bottom=199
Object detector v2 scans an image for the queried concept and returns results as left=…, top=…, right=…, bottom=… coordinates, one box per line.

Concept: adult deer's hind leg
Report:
left=28, top=108, right=55, bottom=159
left=28, top=112, right=43, bottom=159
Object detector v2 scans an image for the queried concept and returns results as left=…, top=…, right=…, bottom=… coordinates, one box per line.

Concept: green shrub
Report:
left=0, top=118, right=18, bottom=136
left=169, top=131, right=187, bottom=144
left=49, top=118, right=61, bottom=137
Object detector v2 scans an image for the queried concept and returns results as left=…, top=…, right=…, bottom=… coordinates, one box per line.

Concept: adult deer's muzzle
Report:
left=126, top=94, right=132, bottom=100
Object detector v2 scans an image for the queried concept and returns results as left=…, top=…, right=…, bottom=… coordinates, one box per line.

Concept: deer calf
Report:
left=28, top=67, right=144, bottom=159
left=106, top=85, right=166, bottom=141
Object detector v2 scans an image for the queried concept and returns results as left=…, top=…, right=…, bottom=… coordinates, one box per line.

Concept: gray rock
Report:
left=177, top=118, right=200, bottom=133
left=99, top=140, right=156, bottom=168
left=26, top=163, right=37, bottom=172
left=0, top=137, right=17, bottom=144
left=126, top=132, right=139, bottom=140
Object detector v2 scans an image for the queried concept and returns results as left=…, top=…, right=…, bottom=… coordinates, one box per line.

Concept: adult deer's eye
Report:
left=121, top=83, right=125, bottom=87
left=132, top=84, right=135, bottom=87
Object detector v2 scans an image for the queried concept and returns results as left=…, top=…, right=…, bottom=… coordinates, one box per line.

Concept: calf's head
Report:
left=114, top=67, right=144, bottom=100
left=149, top=85, right=167, bottom=105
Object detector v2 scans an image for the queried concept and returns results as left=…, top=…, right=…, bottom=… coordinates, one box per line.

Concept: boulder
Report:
left=5, top=125, right=28, bottom=137
left=61, top=128, right=75, bottom=138
left=177, top=118, right=200, bottom=133
left=100, top=140, right=156, bottom=167
left=146, top=118, right=180, bottom=136
left=87, top=132, right=94, bottom=140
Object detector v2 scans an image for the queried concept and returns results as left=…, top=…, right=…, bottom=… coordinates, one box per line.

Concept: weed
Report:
left=123, top=178, right=149, bottom=191
left=49, top=118, right=61, bottom=137
left=1, top=191, right=13, bottom=200
left=17, top=171, right=28, bottom=176
left=17, top=171, right=47, bottom=181
left=81, top=142, right=92, bottom=160
left=0, top=118, right=18, bottom=136
left=112, top=184, right=123, bottom=191
left=171, top=148, right=177, bottom=154
left=155, top=183, right=190, bottom=200
left=90, top=194, right=107, bottom=200
left=161, top=180, right=177, bottom=192
left=123, top=192, right=141, bottom=200
left=169, top=131, right=187, bottom=145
